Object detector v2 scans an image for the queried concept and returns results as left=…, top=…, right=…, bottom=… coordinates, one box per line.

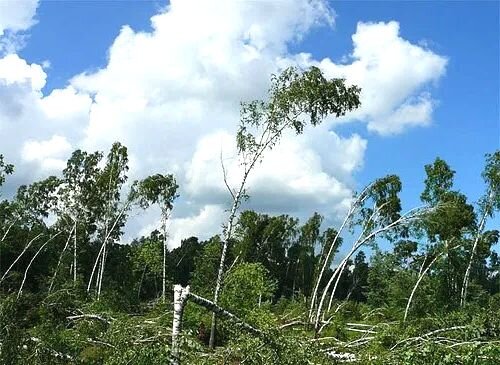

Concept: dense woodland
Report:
left=0, top=67, right=499, bottom=364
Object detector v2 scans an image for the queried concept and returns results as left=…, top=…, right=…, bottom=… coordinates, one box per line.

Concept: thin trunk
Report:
left=73, top=221, right=77, bottom=283
left=316, top=244, right=356, bottom=328
left=162, top=221, right=167, bottom=303
left=137, top=265, right=147, bottom=300
left=209, top=185, right=244, bottom=349
left=308, top=185, right=372, bottom=321
left=96, top=164, right=115, bottom=300
left=461, top=208, right=488, bottom=306
left=314, top=206, right=427, bottom=330
left=87, top=201, right=130, bottom=293
left=1, top=232, right=43, bottom=283
left=97, top=240, right=106, bottom=300
left=1, top=217, right=19, bottom=242
left=88, top=244, right=104, bottom=293
left=49, top=224, right=76, bottom=292
left=418, top=253, right=428, bottom=277
left=18, top=232, right=62, bottom=298
left=327, top=259, right=349, bottom=311
left=404, top=253, right=443, bottom=322
left=292, top=260, right=298, bottom=299
left=208, top=119, right=295, bottom=348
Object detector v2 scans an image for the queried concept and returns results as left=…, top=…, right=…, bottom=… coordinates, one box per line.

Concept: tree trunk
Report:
left=314, top=206, right=427, bottom=330
left=461, top=210, right=488, bottom=306
left=1, top=232, right=42, bottom=283
left=18, top=232, right=62, bottom=298
left=163, top=221, right=167, bottom=303
left=97, top=244, right=106, bottom=300
left=137, top=265, right=147, bottom=300
left=87, top=202, right=131, bottom=294
left=308, top=185, right=372, bottom=322
left=171, top=285, right=264, bottom=364
left=171, top=285, right=190, bottom=365
left=73, top=221, right=77, bottom=283
left=209, top=187, right=243, bottom=349
left=404, top=253, right=443, bottom=322
left=49, top=225, right=76, bottom=292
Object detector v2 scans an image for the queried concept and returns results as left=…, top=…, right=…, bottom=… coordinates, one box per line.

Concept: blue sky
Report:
left=1, top=0, right=499, bottom=245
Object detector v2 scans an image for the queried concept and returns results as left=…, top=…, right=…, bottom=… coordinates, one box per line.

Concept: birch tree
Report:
left=311, top=175, right=435, bottom=331
left=308, top=182, right=375, bottom=322
left=461, top=151, right=499, bottom=305
left=419, top=158, right=476, bottom=305
left=402, top=158, right=476, bottom=319
left=208, top=66, right=361, bottom=348
left=58, top=149, right=103, bottom=285
left=134, top=173, right=178, bottom=302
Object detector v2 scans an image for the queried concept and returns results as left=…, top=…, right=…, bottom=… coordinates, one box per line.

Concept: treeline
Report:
left=1, top=145, right=499, bottom=364
left=0, top=66, right=499, bottom=364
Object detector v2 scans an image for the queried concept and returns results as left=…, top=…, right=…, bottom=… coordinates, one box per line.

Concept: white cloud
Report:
left=0, top=0, right=39, bottom=52
left=369, top=93, right=434, bottom=134
left=185, top=129, right=364, bottom=217
left=0, top=53, right=45, bottom=90
left=0, top=0, right=38, bottom=35
left=166, top=205, right=225, bottom=248
left=21, top=135, right=72, bottom=172
left=0, top=2, right=449, bottom=247
left=307, top=21, right=448, bottom=135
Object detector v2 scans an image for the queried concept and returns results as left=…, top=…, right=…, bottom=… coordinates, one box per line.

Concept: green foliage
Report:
left=237, top=66, right=361, bottom=157
left=134, top=173, right=178, bottom=213
left=481, top=151, right=500, bottom=216
left=0, top=154, right=14, bottom=190
left=421, top=157, right=456, bottom=205
left=221, top=263, right=276, bottom=316
left=191, top=236, right=224, bottom=296
left=0, top=122, right=498, bottom=363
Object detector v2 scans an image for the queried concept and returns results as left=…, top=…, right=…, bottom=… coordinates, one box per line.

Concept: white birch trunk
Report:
left=87, top=201, right=130, bottom=293
left=97, top=241, right=106, bottom=300
left=209, top=185, right=245, bottom=348
left=18, top=232, right=62, bottom=298
left=171, top=285, right=190, bottom=365
left=73, top=221, right=77, bottom=283
left=314, top=206, right=427, bottom=330
left=0, top=232, right=42, bottom=283
left=404, top=253, right=443, bottom=322
left=460, top=208, right=488, bottom=306
left=308, top=185, right=372, bottom=322
left=162, top=220, right=167, bottom=303
left=49, top=224, right=76, bottom=292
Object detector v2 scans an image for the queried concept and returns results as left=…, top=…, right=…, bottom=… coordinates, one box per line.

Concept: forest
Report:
left=0, top=67, right=499, bottom=364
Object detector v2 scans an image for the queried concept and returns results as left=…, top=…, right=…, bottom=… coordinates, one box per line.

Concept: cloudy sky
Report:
left=0, top=0, right=498, bottom=247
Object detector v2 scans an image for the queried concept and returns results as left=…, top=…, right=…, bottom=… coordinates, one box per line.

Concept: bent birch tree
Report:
left=209, top=66, right=361, bottom=348
left=461, top=151, right=499, bottom=306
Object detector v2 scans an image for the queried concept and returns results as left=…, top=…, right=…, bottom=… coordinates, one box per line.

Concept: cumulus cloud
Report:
left=310, top=21, right=448, bottom=135
left=0, top=1, right=448, bottom=247
left=0, top=53, right=45, bottom=89
left=0, top=55, right=88, bottom=179
left=0, top=0, right=39, bottom=35
left=0, top=0, right=39, bottom=52
left=21, top=135, right=72, bottom=172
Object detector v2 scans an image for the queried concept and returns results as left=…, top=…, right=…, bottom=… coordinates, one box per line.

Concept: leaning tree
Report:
left=207, top=66, right=361, bottom=348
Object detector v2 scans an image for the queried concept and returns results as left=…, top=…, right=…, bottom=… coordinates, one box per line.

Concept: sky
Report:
left=0, top=0, right=498, bottom=248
